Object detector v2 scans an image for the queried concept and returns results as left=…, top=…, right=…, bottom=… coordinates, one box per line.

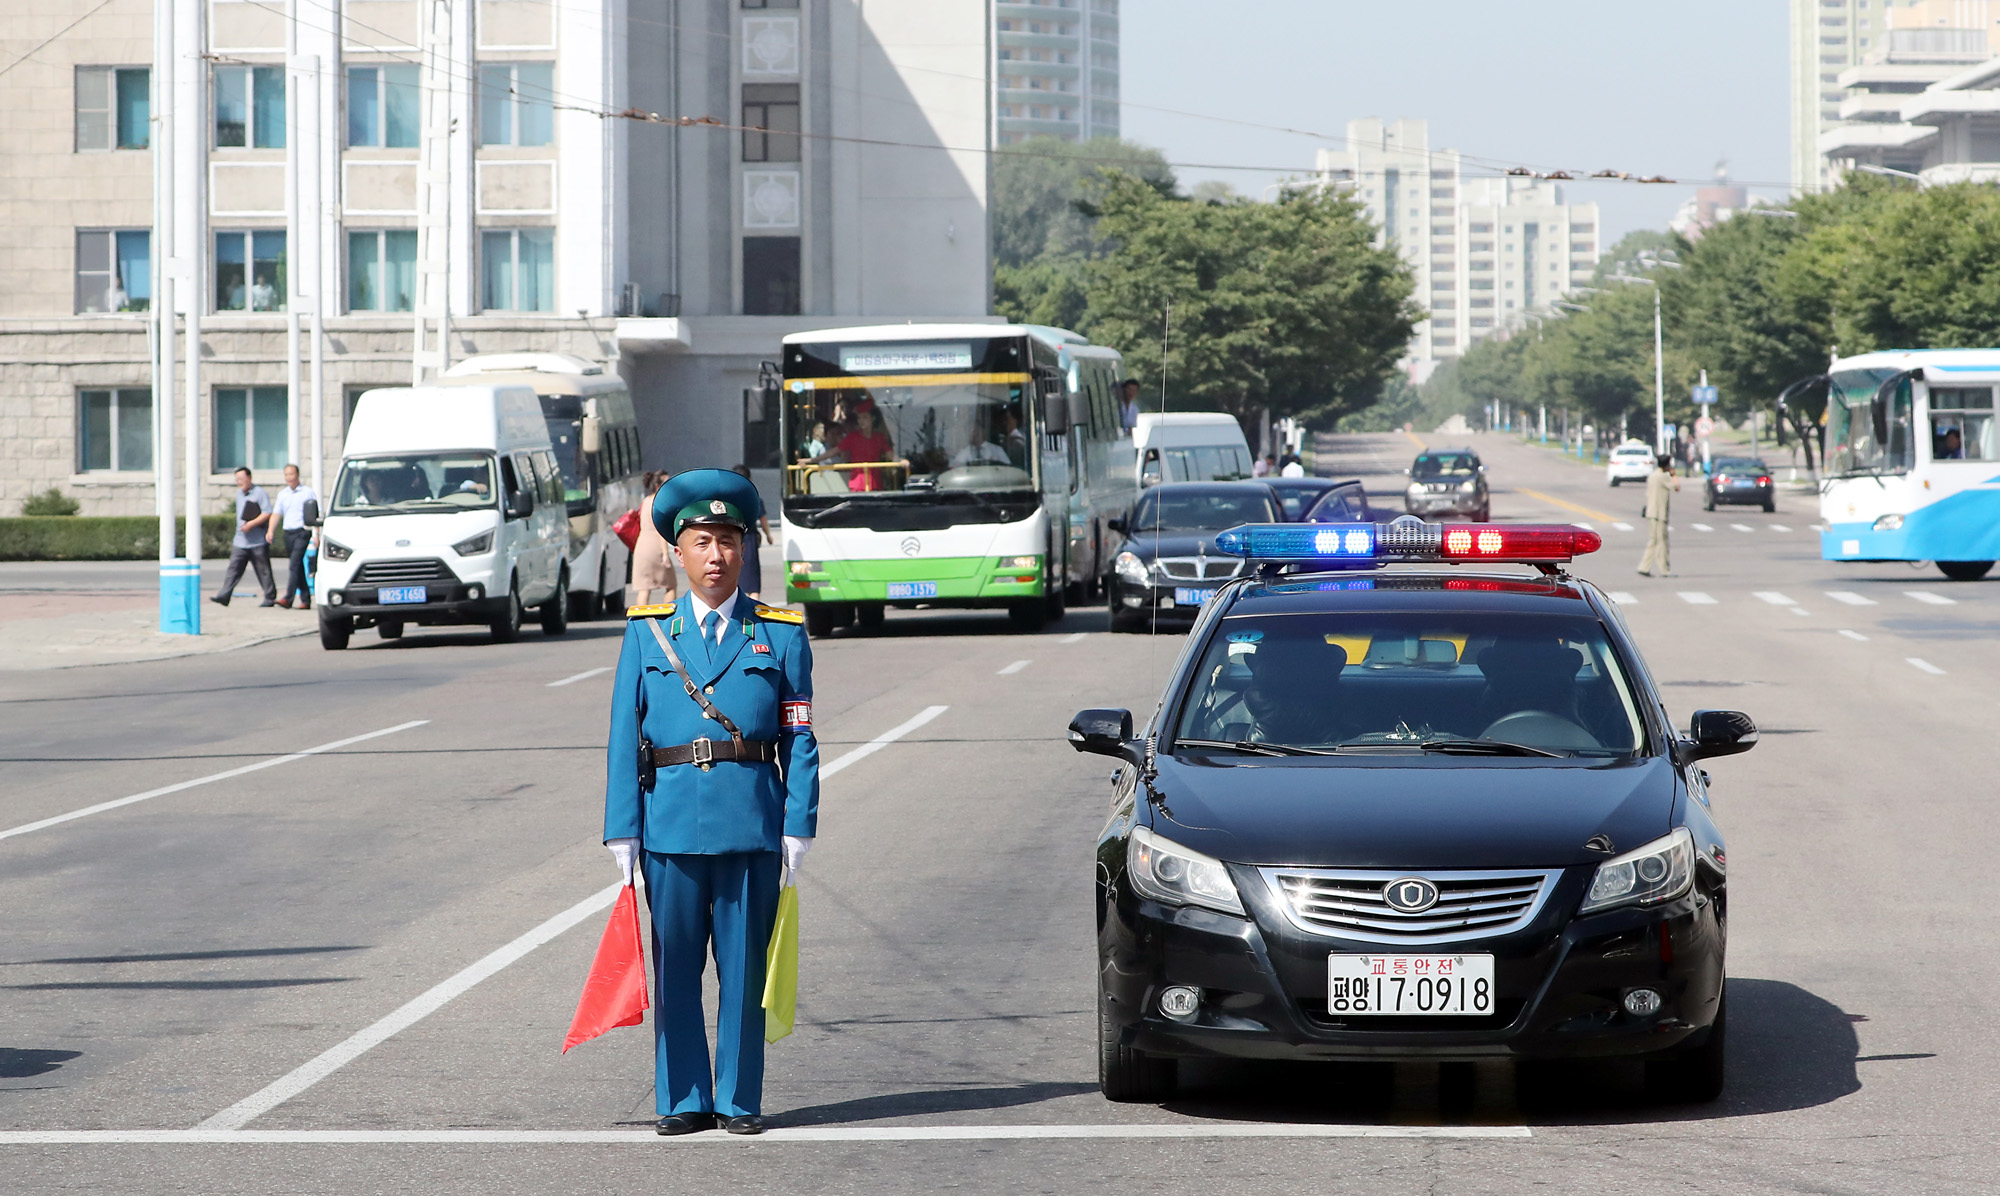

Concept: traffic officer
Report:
left=602, top=468, right=819, bottom=1136
left=1637, top=454, right=1681, bottom=578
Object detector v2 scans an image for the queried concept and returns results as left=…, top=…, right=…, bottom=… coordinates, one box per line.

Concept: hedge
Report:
left=0, top=516, right=236, bottom=561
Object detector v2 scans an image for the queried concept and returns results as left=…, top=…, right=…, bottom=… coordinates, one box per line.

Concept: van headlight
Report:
left=1127, top=826, right=1244, bottom=916
left=1115, top=551, right=1151, bottom=584
left=1580, top=827, right=1695, bottom=915
left=321, top=539, right=352, bottom=562
left=1872, top=513, right=1904, bottom=531
left=452, top=530, right=495, bottom=556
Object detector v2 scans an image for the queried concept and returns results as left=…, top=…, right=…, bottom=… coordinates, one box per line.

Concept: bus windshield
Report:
left=785, top=379, right=1032, bottom=497
left=1826, top=368, right=1912, bottom=476
left=332, top=454, right=498, bottom=514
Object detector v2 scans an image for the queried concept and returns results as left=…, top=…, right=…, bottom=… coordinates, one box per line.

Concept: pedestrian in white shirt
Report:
left=1279, top=454, right=1306, bottom=478
left=269, top=463, right=321, bottom=609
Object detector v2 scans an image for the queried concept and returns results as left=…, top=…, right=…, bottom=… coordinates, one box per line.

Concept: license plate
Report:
left=1173, top=587, right=1210, bottom=606
left=377, top=586, right=428, bottom=604
left=885, top=581, right=938, bottom=599
left=1327, top=954, right=1495, bottom=1016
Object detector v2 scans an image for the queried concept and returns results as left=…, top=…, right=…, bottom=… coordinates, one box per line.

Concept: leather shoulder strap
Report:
left=643, top=616, right=745, bottom=746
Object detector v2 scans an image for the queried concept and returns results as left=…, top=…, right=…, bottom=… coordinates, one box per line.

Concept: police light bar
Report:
left=1212, top=521, right=1602, bottom=564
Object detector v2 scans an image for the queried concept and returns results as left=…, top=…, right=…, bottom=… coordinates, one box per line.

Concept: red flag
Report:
left=562, top=885, right=650, bottom=1054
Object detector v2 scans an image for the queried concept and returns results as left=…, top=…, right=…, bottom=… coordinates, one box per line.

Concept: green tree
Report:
left=991, top=136, right=1174, bottom=269
left=1833, top=182, right=2000, bottom=351
left=992, top=253, right=1089, bottom=330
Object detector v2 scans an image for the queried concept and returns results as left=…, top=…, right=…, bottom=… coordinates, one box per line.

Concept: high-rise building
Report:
left=1316, top=119, right=1599, bottom=372
left=994, top=0, right=1119, bottom=145
left=0, top=0, right=994, bottom=515
left=1816, top=0, right=2000, bottom=184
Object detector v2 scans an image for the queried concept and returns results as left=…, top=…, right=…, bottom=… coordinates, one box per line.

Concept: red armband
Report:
left=781, top=700, right=812, bottom=729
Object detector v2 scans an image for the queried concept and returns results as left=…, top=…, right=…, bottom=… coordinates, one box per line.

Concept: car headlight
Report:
left=452, top=530, right=494, bottom=556
left=1873, top=514, right=1904, bottom=531
left=1460, top=479, right=1478, bottom=492
left=1579, top=827, right=1695, bottom=915
left=1127, top=826, right=1245, bottom=916
left=321, top=539, right=352, bottom=562
left=1114, top=551, right=1150, bottom=584
left=1407, top=483, right=1424, bottom=496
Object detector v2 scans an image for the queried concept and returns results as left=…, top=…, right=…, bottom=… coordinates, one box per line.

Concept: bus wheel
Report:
left=805, top=605, right=837, bottom=638
left=855, top=603, right=886, bottom=633
left=1045, top=578, right=1067, bottom=622
left=1937, top=560, right=1994, bottom=581
left=1009, top=598, right=1049, bottom=632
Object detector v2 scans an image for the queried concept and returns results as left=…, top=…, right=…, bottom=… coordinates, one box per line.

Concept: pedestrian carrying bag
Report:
left=561, top=884, right=650, bottom=1053
left=612, top=508, right=641, bottom=551
left=763, top=884, right=800, bottom=1043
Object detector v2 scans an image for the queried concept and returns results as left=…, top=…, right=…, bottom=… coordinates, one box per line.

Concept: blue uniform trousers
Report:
left=641, top=849, right=781, bottom=1117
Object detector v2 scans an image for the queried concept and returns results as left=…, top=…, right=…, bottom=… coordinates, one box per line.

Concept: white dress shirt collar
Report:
left=682, top=588, right=743, bottom=635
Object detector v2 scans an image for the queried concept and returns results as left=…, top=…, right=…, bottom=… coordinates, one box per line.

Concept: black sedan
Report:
left=1301, top=479, right=1370, bottom=523
left=1105, top=483, right=1282, bottom=633
left=1263, top=476, right=1335, bottom=521
left=1703, top=457, right=1775, bottom=512
left=1071, top=521, right=1749, bottom=1104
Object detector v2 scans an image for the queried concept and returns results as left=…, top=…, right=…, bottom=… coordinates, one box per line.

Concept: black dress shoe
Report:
left=655, top=1112, right=715, bottom=1136
left=723, top=1115, right=765, bottom=1136
left=208, top=595, right=229, bottom=606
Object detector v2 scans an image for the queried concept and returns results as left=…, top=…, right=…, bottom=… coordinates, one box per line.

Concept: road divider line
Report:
left=1612, top=522, right=1634, bottom=532
left=1771, top=524, right=1791, bottom=532
left=1904, top=590, right=1956, bottom=606
left=1059, top=631, right=1087, bottom=644
left=1791, top=606, right=1811, bottom=617
left=1907, top=657, right=1946, bottom=676
left=822, top=706, right=949, bottom=779
left=997, top=660, right=1030, bottom=676
left=1677, top=592, right=1718, bottom=605
left=1839, top=629, right=1869, bottom=641
left=0, top=721, right=430, bottom=844
left=1825, top=591, right=1876, bottom=606
left=1402, top=430, right=1428, bottom=451
left=2, top=1125, right=1532, bottom=1145
left=1514, top=487, right=1613, bottom=523
left=1691, top=523, right=1714, bottom=532
left=547, top=666, right=613, bottom=688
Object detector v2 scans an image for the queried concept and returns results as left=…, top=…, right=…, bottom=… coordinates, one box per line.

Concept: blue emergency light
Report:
left=1212, top=520, right=1602, bottom=564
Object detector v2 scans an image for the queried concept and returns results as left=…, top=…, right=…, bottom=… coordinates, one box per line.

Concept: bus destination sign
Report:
left=838, top=343, right=975, bottom=373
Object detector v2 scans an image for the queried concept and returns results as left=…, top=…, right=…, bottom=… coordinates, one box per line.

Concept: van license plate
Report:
left=885, top=581, right=938, bottom=599
left=378, top=586, right=427, bottom=604
left=1173, top=587, right=1210, bottom=606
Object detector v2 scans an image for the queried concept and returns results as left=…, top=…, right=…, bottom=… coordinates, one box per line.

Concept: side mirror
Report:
left=1068, top=708, right=1134, bottom=758
left=1683, top=709, right=1757, bottom=761
left=508, top=491, right=534, bottom=520
left=581, top=415, right=603, bottom=454
left=1140, top=472, right=1161, bottom=488
left=1106, top=516, right=1128, bottom=535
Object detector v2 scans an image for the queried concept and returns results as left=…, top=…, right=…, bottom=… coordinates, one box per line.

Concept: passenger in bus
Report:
left=1000, top=408, right=1028, bottom=469
left=1937, top=427, right=1965, bottom=459
left=797, top=420, right=828, bottom=463
left=811, top=400, right=898, bottom=491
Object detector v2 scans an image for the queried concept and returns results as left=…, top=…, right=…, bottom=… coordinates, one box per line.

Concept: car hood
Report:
left=1140, top=753, right=1678, bottom=870
left=1120, top=530, right=1235, bottom=560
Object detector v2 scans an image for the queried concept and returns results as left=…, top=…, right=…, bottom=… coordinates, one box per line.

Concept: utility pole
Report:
left=155, top=0, right=194, bottom=632
left=178, top=0, right=207, bottom=620
left=413, top=0, right=454, bottom=383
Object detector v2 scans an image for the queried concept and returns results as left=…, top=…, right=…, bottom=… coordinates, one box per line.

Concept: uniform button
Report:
left=705, top=686, right=715, bottom=694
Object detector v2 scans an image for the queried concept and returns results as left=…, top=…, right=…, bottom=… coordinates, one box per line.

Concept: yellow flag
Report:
left=762, top=885, right=800, bottom=1043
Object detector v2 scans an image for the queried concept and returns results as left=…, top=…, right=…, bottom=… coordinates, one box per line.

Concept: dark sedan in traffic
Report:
left=1703, top=457, right=1775, bottom=512
left=1105, top=482, right=1282, bottom=633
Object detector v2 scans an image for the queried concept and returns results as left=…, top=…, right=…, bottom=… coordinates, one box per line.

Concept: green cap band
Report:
left=674, top=498, right=749, bottom=539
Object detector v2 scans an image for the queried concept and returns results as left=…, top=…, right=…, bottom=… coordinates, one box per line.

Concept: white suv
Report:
left=1606, top=443, right=1655, bottom=487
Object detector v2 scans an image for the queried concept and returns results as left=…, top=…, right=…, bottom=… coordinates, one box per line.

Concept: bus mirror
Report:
left=1044, top=393, right=1070, bottom=432
left=581, top=416, right=602, bottom=454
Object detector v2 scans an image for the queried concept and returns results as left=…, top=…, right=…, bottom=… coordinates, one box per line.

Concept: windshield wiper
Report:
left=1416, top=738, right=1565, bottom=758
left=1174, top=738, right=1340, bottom=757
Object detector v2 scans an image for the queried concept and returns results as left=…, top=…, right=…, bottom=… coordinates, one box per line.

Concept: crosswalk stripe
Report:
left=1608, top=591, right=1638, bottom=605
left=1613, top=522, right=1634, bottom=531
left=1810, top=523, right=1826, bottom=531
left=1839, top=629, right=1869, bottom=641
left=1752, top=592, right=1795, bottom=605
left=1824, top=591, right=1876, bottom=606
left=1904, top=590, right=1956, bottom=606
left=1771, top=524, right=1791, bottom=532
left=1678, top=592, right=1718, bottom=605
left=1730, top=524, right=1754, bottom=533
left=1691, top=523, right=1715, bottom=532
left=1908, top=657, right=1946, bottom=675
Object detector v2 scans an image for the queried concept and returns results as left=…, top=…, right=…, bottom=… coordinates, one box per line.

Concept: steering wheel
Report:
left=1479, top=710, right=1602, bottom=752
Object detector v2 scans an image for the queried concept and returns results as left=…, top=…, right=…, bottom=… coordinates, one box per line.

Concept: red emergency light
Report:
left=1436, top=523, right=1602, bottom=562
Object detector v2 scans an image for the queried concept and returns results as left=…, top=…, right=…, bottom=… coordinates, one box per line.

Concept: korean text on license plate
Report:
left=1326, top=954, right=1494, bottom=1016
left=885, top=581, right=938, bottom=600
left=1172, top=587, right=1210, bottom=607
left=377, top=586, right=428, bottom=605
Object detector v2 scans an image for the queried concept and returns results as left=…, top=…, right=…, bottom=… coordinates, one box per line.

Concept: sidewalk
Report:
left=0, top=561, right=315, bottom=671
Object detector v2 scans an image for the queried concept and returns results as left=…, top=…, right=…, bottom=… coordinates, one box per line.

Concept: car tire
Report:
left=1762, top=499, right=1775, bottom=513
left=1476, top=504, right=1490, bottom=522
left=377, top=619, right=403, bottom=641
left=855, top=602, right=885, bottom=634
left=1703, top=493, right=1716, bottom=512
left=1609, top=477, right=1620, bottom=487
left=1008, top=597, right=1049, bottom=633
left=540, top=568, right=570, bottom=636
left=1937, top=559, right=1995, bottom=581
left=804, top=604, right=837, bottom=638
left=491, top=579, right=523, bottom=643
left=1645, top=988, right=1726, bottom=1104
left=1098, top=987, right=1176, bottom=1103
left=318, top=614, right=352, bottom=651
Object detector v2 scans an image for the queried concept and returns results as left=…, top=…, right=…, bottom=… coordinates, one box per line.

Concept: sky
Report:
left=1119, top=0, right=1792, bottom=244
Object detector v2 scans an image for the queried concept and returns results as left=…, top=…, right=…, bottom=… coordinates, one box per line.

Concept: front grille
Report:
left=1153, top=557, right=1242, bottom=581
left=351, top=558, right=458, bottom=586
left=1260, top=868, right=1560, bottom=945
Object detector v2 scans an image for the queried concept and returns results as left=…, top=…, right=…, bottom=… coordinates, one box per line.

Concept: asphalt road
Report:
left=2, top=431, right=1995, bottom=1193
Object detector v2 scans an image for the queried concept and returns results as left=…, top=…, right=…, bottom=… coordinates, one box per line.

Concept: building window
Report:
left=76, top=66, right=149, bottom=151
left=78, top=388, right=153, bottom=472
left=348, top=230, right=417, bottom=311
left=480, top=228, right=554, bottom=311
left=347, top=64, right=420, bottom=148
left=743, top=236, right=800, bottom=315
left=740, top=0, right=799, bottom=7
left=1468, top=223, right=1491, bottom=233
left=76, top=230, right=151, bottom=313
left=478, top=63, right=554, bottom=147
left=742, top=83, right=800, bottom=162
left=214, top=230, right=286, bottom=312
left=214, top=386, right=289, bottom=472
left=215, top=65, right=285, bottom=148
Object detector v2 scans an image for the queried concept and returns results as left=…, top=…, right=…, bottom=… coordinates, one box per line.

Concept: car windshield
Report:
left=1711, top=459, right=1766, bottom=474
left=1132, top=489, right=1279, bottom=531
left=1174, top=610, right=1645, bottom=758
left=1413, top=454, right=1476, bottom=478
left=1273, top=483, right=1329, bottom=520
left=332, top=453, right=498, bottom=514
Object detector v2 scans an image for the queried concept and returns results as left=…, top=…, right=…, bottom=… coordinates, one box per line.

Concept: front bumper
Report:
left=1099, top=866, right=1724, bottom=1063
left=1405, top=492, right=1482, bottom=516
left=1110, top=576, right=1226, bottom=618
left=322, top=583, right=509, bottom=626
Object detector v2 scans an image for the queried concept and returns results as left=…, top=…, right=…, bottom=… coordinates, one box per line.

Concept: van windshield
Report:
left=332, top=454, right=499, bottom=515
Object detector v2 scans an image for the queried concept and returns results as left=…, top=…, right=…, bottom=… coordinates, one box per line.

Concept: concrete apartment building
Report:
left=1818, top=0, right=2000, bottom=181
left=0, top=0, right=993, bottom=517
left=993, top=0, right=1118, bottom=145
left=1316, top=118, right=1599, bottom=374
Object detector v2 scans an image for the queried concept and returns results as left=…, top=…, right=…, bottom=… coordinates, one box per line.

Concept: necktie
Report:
left=702, top=611, right=721, bottom=664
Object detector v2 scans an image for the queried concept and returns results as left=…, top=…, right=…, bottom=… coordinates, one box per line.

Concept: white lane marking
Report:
left=5, top=1125, right=1533, bottom=1145
left=997, top=659, right=1031, bottom=676
left=1908, top=657, right=1947, bottom=675
left=1824, top=591, right=1876, bottom=606
left=1771, top=524, right=1791, bottom=533
left=1573, top=521, right=1594, bottom=530
left=1904, top=590, right=1956, bottom=606
left=1810, top=523, right=1826, bottom=531
left=1839, top=629, right=1870, bottom=642
left=1059, top=631, right=1088, bottom=644
left=1608, top=591, right=1638, bottom=605
left=1612, top=521, right=1634, bottom=531
left=1691, top=523, right=1714, bottom=532
left=1730, top=524, right=1754, bottom=533
left=1677, top=592, right=1718, bottom=605
left=196, top=705, right=949, bottom=1130
left=0, top=721, right=430, bottom=844
left=1752, top=592, right=1796, bottom=606
left=1791, top=606, right=1811, bottom=617
left=547, top=666, right=612, bottom=688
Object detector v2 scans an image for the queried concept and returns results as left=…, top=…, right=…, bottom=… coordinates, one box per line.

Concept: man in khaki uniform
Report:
left=1637, top=455, right=1680, bottom=577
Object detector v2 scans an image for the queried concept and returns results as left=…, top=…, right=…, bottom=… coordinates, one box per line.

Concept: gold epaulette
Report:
left=754, top=604, right=804, bottom=625
left=627, top=602, right=676, bottom=619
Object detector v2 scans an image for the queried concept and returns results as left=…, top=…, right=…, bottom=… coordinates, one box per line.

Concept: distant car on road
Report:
left=1301, top=479, right=1370, bottom=523
left=1704, top=457, right=1775, bottom=512
left=1607, top=442, right=1655, bottom=487
left=1404, top=449, right=1488, bottom=520
left=1264, top=476, right=1337, bottom=521
left=1106, top=482, right=1281, bottom=632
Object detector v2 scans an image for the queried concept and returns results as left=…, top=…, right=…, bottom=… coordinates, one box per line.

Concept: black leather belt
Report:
left=649, top=737, right=778, bottom=767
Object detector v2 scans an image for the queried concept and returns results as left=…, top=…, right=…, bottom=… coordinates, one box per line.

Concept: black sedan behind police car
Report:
left=1071, top=518, right=1753, bottom=1105
left=1106, top=482, right=1283, bottom=633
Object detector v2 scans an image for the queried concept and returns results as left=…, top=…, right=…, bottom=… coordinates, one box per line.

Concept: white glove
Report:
left=781, top=836, right=813, bottom=888
left=606, top=837, right=639, bottom=886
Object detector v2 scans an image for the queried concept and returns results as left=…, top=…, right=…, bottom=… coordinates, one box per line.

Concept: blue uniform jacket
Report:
left=602, top=596, right=820, bottom=853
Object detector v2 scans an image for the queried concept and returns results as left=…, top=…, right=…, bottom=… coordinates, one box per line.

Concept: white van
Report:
left=1131, top=412, right=1254, bottom=487
left=316, top=384, right=571, bottom=649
